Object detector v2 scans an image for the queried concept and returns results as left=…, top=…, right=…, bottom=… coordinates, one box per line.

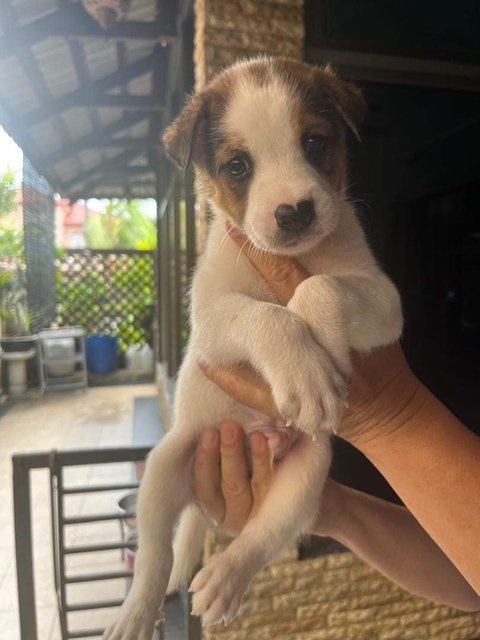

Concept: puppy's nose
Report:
left=275, top=200, right=315, bottom=232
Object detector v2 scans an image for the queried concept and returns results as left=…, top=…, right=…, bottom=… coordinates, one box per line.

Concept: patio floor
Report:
left=0, top=383, right=156, bottom=640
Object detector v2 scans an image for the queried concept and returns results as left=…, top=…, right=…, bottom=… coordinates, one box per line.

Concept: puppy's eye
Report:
left=225, top=155, right=251, bottom=178
left=302, top=134, right=327, bottom=157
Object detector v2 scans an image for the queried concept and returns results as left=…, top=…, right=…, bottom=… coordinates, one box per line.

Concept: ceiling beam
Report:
left=306, top=47, right=480, bottom=92
left=18, top=52, right=157, bottom=127
left=60, top=149, right=146, bottom=192
left=79, top=136, right=160, bottom=150
left=0, top=2, right=69, bottom=186
left=97, top=166, right=155, bottom=179
left=0, top=4, right=177, bottom=61
left=44, top=112, right=148, bottom=166
left=77, top=94, right=165, bottom=111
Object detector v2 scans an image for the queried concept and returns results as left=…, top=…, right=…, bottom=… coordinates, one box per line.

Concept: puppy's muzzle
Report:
left=274, top=199, right=315, bottom=233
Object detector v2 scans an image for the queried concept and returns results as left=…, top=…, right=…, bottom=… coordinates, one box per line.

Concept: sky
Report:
left=0, top=126, right=23, bottom=184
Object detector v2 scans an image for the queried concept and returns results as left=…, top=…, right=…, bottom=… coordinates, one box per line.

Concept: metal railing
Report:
left=156, top=169, right=196, bottom=377
left=13, top=447, right=201, bottom=640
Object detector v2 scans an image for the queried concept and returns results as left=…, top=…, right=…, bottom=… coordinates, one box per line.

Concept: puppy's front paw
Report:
left=270, top=343, right=347, bottom=437
left=190, top=553, right=251, bottom=627
left=103, top=593, right=158, bottom=640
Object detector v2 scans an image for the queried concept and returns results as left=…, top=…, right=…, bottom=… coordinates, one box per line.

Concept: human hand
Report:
left=199, top=225, right=425, bottom=449
left=193, top=421, right=275, bottom=535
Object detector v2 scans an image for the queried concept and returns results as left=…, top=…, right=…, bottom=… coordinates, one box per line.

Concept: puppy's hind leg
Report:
left=190, top=434, right=331, bottom=626
left=167, top=504, right=207, bottom=595
left=103, top=429, right=195, bottom=640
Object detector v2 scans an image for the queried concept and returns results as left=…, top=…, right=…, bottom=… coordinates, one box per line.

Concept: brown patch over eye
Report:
left=295, top=101, right=347, bottom=192
left=211, top=171, right=250, bottom=222
left=201, top=136, right=252, bottom=222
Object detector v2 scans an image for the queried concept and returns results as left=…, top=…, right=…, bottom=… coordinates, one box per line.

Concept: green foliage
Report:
left=0, top=206, right=29, bottom=336
left=85, top=199, right=157, bottom=250
left=0, top=169, right=16, bottom=218
left=55, top=251, right=155, bottom=351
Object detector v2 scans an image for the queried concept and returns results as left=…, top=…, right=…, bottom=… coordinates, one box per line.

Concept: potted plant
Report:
left=0, top=226, right=36, bottom=351
left=0, top=264, right=36, bottom=351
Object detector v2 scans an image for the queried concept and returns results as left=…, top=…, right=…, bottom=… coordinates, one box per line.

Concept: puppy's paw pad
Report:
left=190, top=554, right=247, bottom=627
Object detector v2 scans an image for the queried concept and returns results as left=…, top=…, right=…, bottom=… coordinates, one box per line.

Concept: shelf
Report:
left=42, top=354, right=86, bottom=365
left=39, top=328, right=85, bottom=340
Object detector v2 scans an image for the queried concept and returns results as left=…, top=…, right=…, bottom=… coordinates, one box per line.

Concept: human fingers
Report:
left=193, top=429, right=225, bottom=524
left=226, top=221, right=310, bottom=305
left=199, top=361, right=281, bottom=420
left=220, top=421, right=253, bottom=534
left=249, top=432, right=274, bottom=518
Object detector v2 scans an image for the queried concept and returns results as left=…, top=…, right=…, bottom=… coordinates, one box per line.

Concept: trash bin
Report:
left=85, top=334, right=118, bottom=374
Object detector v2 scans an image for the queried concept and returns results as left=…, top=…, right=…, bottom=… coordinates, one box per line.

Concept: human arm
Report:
left=317, top=480, right=480, bottom=611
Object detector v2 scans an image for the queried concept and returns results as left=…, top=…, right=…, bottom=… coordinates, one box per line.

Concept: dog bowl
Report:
left=117, top=490, right=137, bottom=531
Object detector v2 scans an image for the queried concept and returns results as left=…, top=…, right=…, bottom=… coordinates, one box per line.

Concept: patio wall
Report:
left=203, top=532, right=480, bottom=640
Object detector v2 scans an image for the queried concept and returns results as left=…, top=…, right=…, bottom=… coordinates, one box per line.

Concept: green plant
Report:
left=0, top=186, right=30, bottom=336
left=85, top=199, right=157, bottom=250
left=55, top=251, right=155, bottom=351
left=0, top=169, right=16, bottom=218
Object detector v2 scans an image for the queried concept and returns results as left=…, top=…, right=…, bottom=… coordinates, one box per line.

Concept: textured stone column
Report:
left=194, top=0, right=304, bottom=89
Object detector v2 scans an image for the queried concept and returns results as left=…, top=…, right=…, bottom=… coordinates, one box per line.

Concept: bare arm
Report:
left=315, top=480, right=480, bottom=611
left=348, top=380, right=480, bottom=596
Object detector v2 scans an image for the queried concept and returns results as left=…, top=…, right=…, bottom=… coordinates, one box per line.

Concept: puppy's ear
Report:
left=321, top=65, right=366, bottom=141
left=162, top=93, right=207, bottom=170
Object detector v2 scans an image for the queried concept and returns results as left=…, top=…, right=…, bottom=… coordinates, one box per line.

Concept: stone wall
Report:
left=194, top=0, right=304, bottom=89
left=202, top=532, right=480, bottom=640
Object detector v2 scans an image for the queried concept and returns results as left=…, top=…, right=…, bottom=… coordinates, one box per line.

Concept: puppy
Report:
left=104, top=57, right=403, bottom=640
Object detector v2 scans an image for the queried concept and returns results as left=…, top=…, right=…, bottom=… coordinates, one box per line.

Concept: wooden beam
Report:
left=44, top=112, right=148, bottom=166
left=0, top=4, right=177, bottom=61
left=306, top=47, right=480, bottom=92
left=98, top=167, right=155, bottom=179
left=0, top=2, right=69, bottom=186
left=60, top=149, right=146, bottom=192
left=77, top=94, right=165, bottom=111
left=59, top=149, right=150, bottom=196
left=68, top=38, right=99, bottom=129
left=79, top=136, right=160, bottom=150
left=18, top=53, right=157, bottom=127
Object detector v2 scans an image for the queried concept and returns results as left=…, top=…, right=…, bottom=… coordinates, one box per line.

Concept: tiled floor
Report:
left=0, top=384, right=156, bottom=640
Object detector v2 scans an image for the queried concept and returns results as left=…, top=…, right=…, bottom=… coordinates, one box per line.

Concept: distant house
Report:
left=55, top=198, right=96, bottom=249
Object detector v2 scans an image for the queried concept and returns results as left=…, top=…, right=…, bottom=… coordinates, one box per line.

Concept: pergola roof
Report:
left=0, top=0, right=187, bottom=200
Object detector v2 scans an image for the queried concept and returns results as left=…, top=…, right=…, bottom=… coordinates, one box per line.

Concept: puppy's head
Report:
left=163, top=57, right=365, bottom=255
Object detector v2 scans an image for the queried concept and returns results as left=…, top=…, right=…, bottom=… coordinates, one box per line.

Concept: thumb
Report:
left=226, top=222, right=310, bottom=305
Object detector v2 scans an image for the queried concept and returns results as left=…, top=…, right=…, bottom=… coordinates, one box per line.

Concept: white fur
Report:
left=104, top=67, right=403, bottom=640
left=225, top=77, right=337, bottom=256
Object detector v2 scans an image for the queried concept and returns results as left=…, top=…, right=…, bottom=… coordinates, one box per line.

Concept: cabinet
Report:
left=38, top=328, right=87, bottom=391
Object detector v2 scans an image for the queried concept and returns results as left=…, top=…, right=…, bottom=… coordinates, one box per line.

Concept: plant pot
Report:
left=0, top=335, right=38, bottom=353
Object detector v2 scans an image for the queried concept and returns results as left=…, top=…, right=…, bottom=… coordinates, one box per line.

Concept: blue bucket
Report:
left=86, top=335, right=118, bottom=374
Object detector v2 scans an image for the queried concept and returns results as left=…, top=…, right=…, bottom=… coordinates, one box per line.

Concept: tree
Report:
left=85, top=199, right=157, bottom=250
left=0, top=169, right=28, bottom=335
left=0, top=169, right=16, bottom=218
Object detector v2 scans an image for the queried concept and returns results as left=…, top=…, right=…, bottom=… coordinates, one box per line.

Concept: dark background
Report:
left=305, top=0, right=480, bottom=501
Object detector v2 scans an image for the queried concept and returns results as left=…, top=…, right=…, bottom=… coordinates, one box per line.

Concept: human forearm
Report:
left=351, top=385, right=480, bottom=595
left=315, top=481, right=480, bottom=611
